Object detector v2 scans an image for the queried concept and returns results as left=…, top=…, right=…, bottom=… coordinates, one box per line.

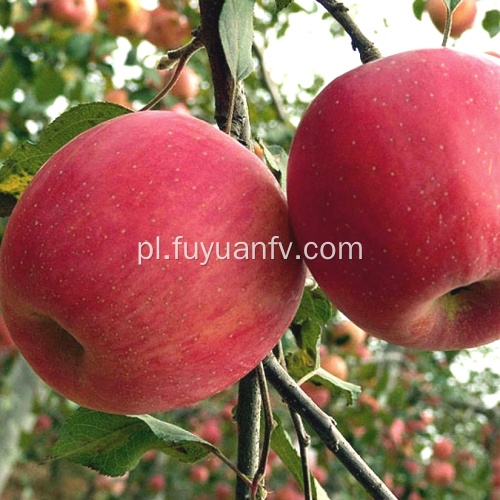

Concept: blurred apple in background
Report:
left=49, top=0, right=98, bottom=30
left=426, top=0, right=477, bottom=38
left=145, top=7, right=191, bottom=49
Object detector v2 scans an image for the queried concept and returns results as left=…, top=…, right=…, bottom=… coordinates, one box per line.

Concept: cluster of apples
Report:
left=16, top=0, right=191, bottom=48
left=1, top=43, right=500, bottom=415
left=425, top=438, right=456, bottom=487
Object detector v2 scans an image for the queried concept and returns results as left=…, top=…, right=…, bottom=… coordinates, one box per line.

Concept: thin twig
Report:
left=235, top=370, right=262, bottom=500
left=252, top=43, right=290, bottom=124
left=290, top=410, right=313, bottom=500
left=251, top=363, right=276, bottom=499
left=140, top=38, right=204, bottom=111
left=314, top=0, right=382, bottom=63
left=263, top=353, right=398, bottom=500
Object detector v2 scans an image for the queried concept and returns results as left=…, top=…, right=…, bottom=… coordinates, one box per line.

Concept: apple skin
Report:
left=287, top=48, right=500, bottom=350
left=433, top=438, right=454, bottom=460
left=106, top=0, right=150, bottom=38
left=426, top=0, right=477, bottom=38
left=48, top=0, right=98, bottom=30
left=0, top=313, right=14, bottom=349
left=425, top=460, right=455, bottom=486
left=0, top=111, right=305, bottom=414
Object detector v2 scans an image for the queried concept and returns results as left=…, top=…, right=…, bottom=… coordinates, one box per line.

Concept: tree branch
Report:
left=235, top=370, right=262, bottom=500
left=314, top=0, right=382, bottom=63
left=198, top=0, right=252, bottom=147
left=263, top=353, right=398, bottom=500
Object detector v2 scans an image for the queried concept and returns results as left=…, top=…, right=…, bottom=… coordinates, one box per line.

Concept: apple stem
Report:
left=442, top=4, right=453, bottom=46
left=314, top=0, right=382, bottom=63
left=140, top=37, right=204, bottom=112
left=263, top=353, right=399, bottom=500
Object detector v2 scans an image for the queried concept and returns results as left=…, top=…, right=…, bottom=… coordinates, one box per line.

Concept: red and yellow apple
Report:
left=145, top=7, right=191, bottom=50
left=0, top=111, right=305, bottom=414
left=106, top=0, right=150, bottom=38
left=327, top=319, right=367, bottom=353
left=287, top=48, right=500, bottom=350
left=426, top=0, right=477, bottom=38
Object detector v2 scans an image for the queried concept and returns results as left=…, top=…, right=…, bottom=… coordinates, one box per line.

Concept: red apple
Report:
left=287, top=48, right=500, bottom=350
left=147, top=474, right=166, bottom=492
left=425, top=460, right=455, bottom=486
left=302, top=382, right=331, bottom=408
left=327, top=319, right=366, bottom=353
left=49, top=0, right=98, bottom=30
left=145, top=7, right=191, bottom=49
left=426, top=0, right=477, bottom=38
left=433, top=438, right=454, bottom=460
left=0, top=111, right=305, bottom=414
left=189, top=465, right=209, bottom=484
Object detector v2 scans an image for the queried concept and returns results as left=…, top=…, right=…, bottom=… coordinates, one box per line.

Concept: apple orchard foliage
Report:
left=0, top=1, right=500, bottom=500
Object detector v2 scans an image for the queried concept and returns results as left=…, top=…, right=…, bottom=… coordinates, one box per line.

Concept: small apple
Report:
left=426, top=0, right=477, bottom=38
left=94, top=473, right=128, bottom=495
left=287, top=48, right=500, bottom=350
left=327, top=319, right=366, bottom=353
left=433, top=438, right=454, bottom=460
left=49, top=0, right=98, bottom=30
left=169, top=102, right=191, bottom=116
left=189, top=465, right=209, bottom=484
left=145, top=7, right=191, bottom=49
left=106, top=0, right=150, bottom=38
left=425, top=460, right=455, bottom=486
left=103, top=89, right=133, bottom=109
left=164, top=66, right=200, bottom=101
left=147, top=474, right=166, bottom=492
left=302, top=382, right=331, bottom=408
left=0, top=111, right=305, bottom=414
left=320, top=352, right=348, bottom=380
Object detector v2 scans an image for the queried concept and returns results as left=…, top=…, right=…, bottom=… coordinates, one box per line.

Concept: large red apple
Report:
left=48, top=0, right=98, bottom=30
left=0, top=111, right=305, bottom=414
left=287, top=48, right=500, bottom=350
left=426, top=0, right=477, bottom=38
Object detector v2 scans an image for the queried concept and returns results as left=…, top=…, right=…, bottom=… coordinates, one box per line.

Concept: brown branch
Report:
left=197, top=0, right=252, bottom=147
left=263, top=353, right=398, bottom=500
left=314, top=0, right=382, bottom=63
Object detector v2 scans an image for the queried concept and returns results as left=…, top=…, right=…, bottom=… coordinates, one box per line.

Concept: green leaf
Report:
left=271, top=413, right=330, bottom=500
left=0, top=56, right=22, bottom=100
left=51, top=408, right=218, bottom=477
left=275, top=0, right=294, bottom=12
left=482, top=10, right=500, bottom=38
left=412, top=0, right=426, bottom=20
left=312, top=368, right=361, bottom=406
left=294, top=288, right=334, bottom=326
left=259, top=141, right=288, bottom=190
left=66, top=33, right=94, bottom=61
left=219, top=0, right=255, bottom=81
left=0, top=103, right=131, bottom=206
left=34, top=64, right=65, bottom=103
